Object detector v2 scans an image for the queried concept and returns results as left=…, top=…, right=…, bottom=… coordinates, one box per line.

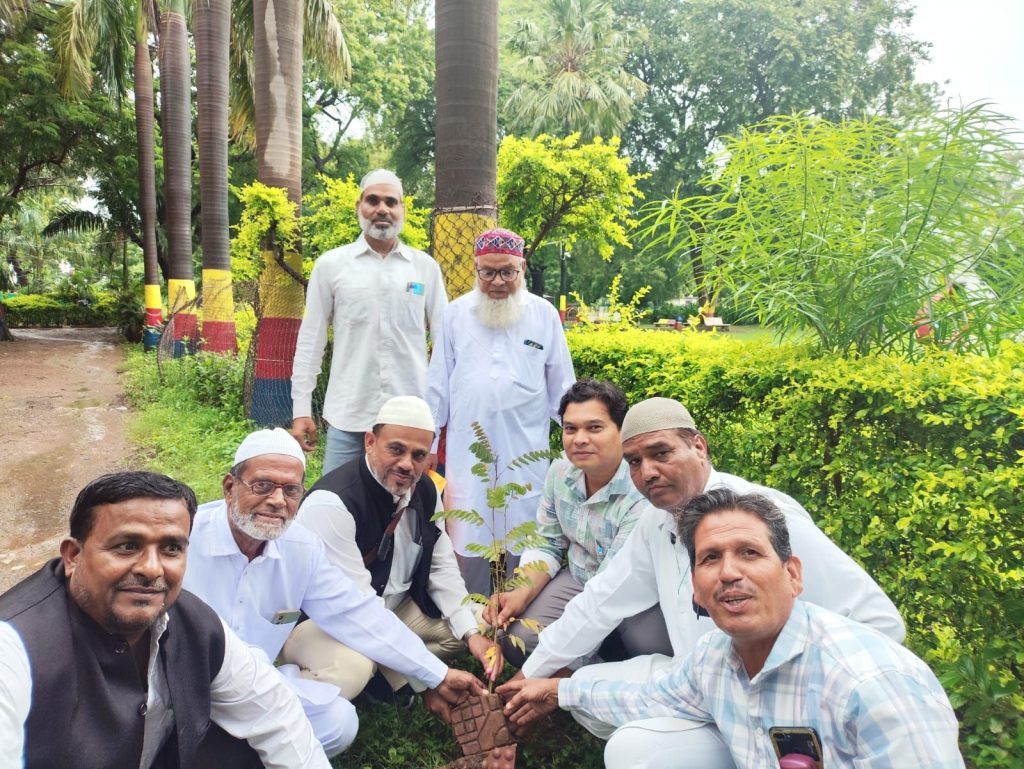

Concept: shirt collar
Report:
left=730, top=599, right=810, bottom=684
left=354, top=233, right=412, bottom=262
left=207, top=500, right=283, bottom=560
left=565, top=457, right=636, bottom=504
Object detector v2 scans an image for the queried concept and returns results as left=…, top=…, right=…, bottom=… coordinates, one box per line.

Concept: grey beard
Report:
left=228, top=499, right=292, bottom=541
left=359, top=213, right=404, bottom=243
left=473, top=287, right=526, bottom=329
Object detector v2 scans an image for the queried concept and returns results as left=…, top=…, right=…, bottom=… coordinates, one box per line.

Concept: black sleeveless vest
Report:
left=0, top=559, right=226, bottom=769
left=306, top=457, right=442, bottom=618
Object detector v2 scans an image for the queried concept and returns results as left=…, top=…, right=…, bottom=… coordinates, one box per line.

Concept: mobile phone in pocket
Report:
left=769, top=726, right=823, bottom=769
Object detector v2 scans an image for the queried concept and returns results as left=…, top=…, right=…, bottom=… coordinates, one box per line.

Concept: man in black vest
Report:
left=0, top=471, right=328, bottom=769
left=283, top=395, right=502, bottom=697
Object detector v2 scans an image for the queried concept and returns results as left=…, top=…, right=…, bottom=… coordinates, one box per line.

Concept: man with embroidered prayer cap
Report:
left=183, top=427, right=488, bottom=756
left=291, top=168, right=447, bottom=473
left=426, top=228, right=576, bottom=595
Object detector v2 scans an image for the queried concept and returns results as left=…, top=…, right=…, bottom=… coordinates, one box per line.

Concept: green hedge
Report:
left=568, top=328, right=1024, bottom=768
left=2, top=291, right=120, bottom=327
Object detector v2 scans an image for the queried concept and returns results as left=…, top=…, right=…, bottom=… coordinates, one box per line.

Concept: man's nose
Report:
left=639, top=458, right=659, bottom=480
left=719, top=553, right=742, bottom=582
left=134, top=546, right=163, bottom=579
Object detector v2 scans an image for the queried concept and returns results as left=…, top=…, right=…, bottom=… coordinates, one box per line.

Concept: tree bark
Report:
left=134, top=10, right=162, bottom=351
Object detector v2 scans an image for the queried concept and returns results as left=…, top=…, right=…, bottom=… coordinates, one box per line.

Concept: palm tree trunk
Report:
left=247, top=0, right=305, bottom=425
left=159, top=0, right=196, bottom=357
left=194, top=0, right=237, bottom=354
left=434, top=0, right=499, bottom=299
left=134, top=8, right=163, bottom=352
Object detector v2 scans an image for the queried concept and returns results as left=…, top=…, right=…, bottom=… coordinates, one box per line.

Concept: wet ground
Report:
left=0, top=327, right=132, bottom=591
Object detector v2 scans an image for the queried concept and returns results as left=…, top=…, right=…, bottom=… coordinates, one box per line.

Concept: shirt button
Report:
left=114, top=640, right=129, bottom=654
left=138, top=703, right=148, bottom=716
left=756, top=727, right=764, bottom=736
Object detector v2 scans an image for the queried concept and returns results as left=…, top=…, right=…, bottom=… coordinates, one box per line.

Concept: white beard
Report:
left=228, top=498, right=292, bottom=541
left=473, top=287, right=525, bottom=329
left=359, top=212, right=404, bottom=243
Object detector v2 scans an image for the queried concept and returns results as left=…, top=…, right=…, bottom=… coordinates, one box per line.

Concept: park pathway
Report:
left=0, top=327, right=132, bottom=591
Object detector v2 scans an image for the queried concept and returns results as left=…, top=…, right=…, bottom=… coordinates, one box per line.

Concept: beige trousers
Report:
left=280, top=596, right=464, bottom=697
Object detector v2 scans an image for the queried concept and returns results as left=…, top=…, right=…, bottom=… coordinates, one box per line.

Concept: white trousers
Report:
left=277, top=664, right=359, bottom=758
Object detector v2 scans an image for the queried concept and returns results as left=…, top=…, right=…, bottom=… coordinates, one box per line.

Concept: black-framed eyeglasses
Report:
left=238, top=478, right=304, bottom=500
left=476, top=267, right=521, bottom=282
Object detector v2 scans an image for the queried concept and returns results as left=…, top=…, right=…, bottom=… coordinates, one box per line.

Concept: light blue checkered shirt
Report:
left=560, top=601, right=964, bottom=768
left=520, top=457, right=653, bottom=584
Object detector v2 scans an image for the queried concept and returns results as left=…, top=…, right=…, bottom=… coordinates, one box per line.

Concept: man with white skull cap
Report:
left=183, top=427, right=486, bottom=757
left=291, top=169, right=448, bottom=474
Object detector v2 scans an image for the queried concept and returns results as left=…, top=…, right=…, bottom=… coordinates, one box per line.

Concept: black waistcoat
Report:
left=306, top=457, right=442, bottom=618
left=0, top=559, right=226, bottom=769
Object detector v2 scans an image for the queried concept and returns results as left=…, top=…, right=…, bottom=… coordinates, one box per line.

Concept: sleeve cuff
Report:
left=448, top=607, right=479, bottom=641
left=557, top=678, right=579, bottom=708
left=518, top=549, right=561, bottom=579
left=292, top=395, right=313, bottom=420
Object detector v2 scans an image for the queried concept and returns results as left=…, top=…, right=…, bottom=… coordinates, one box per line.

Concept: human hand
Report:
left=466, top=633, right=503, bottom=682
left=482, top=587, right=532, bottom=629
left=497, top=677, right=560, bottom=727
left=290, top=417, right=318, bottom=452
left=432, top=668, right=487, bottom=709
left=422, top=687, right=454, bottom=723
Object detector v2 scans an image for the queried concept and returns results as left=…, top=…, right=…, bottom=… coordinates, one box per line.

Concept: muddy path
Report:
left=0, top=327, right=133, bottom=591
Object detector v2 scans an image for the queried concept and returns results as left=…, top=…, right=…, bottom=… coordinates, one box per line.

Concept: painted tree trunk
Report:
left=194, top=0, right=237, bottom=354
left=434, top=0, right=499, bottom=299
left=134, top=10, right=162, bottom=352
left=247, top=0, right=305, bottom=425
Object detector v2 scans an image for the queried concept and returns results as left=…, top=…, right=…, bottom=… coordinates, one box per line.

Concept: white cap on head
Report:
left=374, top=395, right=435, bottom=434
left=620, top=397, right=697, bottom=444
left=234, top=428, right=306, bottom=469
left=359, top=168, right=404, bottom=197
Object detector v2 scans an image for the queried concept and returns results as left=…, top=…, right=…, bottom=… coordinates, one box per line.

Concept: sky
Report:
left=909, top=0, right=1024, bottom=132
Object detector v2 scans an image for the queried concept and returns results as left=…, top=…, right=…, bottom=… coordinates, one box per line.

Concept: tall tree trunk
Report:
left=135, top=7, right=163, bottom=352
left=434, top=0, right=499, bottom=299
left=159, top=0, right=196, bottom=357
left=194, top=0, right=236, bottom=354
left=246, top=0, right=305, bottom=426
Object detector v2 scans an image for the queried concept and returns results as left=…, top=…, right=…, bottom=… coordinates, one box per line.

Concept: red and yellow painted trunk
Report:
left=200, top=268, right=237, bottom=354
left=143, top=282, right=164, bottom=351
left=167, top=279, right=197, bottom=357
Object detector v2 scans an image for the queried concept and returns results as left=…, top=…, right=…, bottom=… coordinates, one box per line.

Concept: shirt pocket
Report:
left=336, top=280, right=373, bottom=326
left=394, top=284, right=427, bottom=331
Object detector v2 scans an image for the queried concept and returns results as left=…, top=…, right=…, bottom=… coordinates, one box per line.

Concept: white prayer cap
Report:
left=359, top=168, right=404, bottom=197
left=620, top=397, right=697, bottom=444
left=233, top=428, right=306, bottom=469
left=374, top=396, right=435, bottom=434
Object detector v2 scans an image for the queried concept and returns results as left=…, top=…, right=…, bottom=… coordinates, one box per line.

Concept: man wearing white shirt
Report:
left=285, top=397, right=502, bottom=696
left=0, top=470, right=330, bottom=769
left=183, top=428, right=487, bottom=757
left=291, top=168, right=447, bottom=474
left=499, top=397, right=905, bottom=769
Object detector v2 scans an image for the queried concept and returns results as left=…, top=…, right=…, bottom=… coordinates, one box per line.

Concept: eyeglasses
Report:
left=476, top=267, right=521, bottom=282
left=237, top=478, right=304, bottom=500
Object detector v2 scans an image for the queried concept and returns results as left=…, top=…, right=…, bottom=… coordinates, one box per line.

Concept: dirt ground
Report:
left=0, top=327, right=133, bottom=592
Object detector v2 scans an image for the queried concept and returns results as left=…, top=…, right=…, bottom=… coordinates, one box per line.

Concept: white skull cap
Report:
left=620, top=397, right=697, bottom=444
left=233, top=428, right=306, bottom=469
left=359, top=168, right=404, bottom=197
left=374, top=395, right=435, bottom=434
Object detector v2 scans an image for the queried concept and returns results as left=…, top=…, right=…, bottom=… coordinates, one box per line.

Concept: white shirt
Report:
left=0, top=612, right=329, bottom=769
left=291, top=235, right=447, bottom=431
left=522, top=468, right=906, bottom=678
left=426, top=290, right=576, bottom=553
left=183, top=501, right=448, bottom=689
left=298, top=462, right=478, bottom=640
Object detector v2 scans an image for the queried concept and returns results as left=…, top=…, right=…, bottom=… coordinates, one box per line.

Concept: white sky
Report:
left=909, top=0, right=1024, bottom=132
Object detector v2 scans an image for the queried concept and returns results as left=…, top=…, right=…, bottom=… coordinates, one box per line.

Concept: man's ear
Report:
left=786, top=554, right=804, bottom=597
left=691, top=572, right=708, bottom=611
left=60, top=537, right=83, bottom=578
left=364, top=431, right=376, bottom=453
left=222, top=473, right=236, bottom=502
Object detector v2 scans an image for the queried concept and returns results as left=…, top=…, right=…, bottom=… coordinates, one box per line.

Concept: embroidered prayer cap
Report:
left=620, top=397, right=697, bottom=444
left=374, top=395, right=436, bottom=434
left=359, top=168, right=404, bottom=198
left=474, top=228, right=525, bottom=260
left=234, top=428, right=306, bottom=469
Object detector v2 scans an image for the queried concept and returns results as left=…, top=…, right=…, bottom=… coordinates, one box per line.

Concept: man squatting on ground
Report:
left=0, top=471, right=331, bottom=769
left=484, top=379, right=668, bottom=668
left=426, top=227, right=575, bottom=596
left=281, top=396, right=503, bottom=698
left=502, top=488, right=965, bottom=768
left=182, top=427, right=489, bottom=756
left=499, top=397, right=906, bottom=769
left=291, top=168, right=447, bottom=474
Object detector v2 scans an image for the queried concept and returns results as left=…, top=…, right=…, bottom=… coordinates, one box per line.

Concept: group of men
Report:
left=1, top=168, right=965, bottom=768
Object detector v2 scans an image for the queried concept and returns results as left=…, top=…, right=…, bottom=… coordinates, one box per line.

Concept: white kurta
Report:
left=426, top=290, right=575, bottom=555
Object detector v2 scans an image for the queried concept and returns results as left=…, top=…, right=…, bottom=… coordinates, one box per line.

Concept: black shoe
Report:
left=360, top=672, right=417, bottom=708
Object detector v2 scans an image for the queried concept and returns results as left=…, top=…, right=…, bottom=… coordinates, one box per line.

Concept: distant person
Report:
left=183, top=428, right=487, bottom=756
left=500, top=397, right=904, bottom=767
left=291, top=168, right=447, bottom=474
left=426, top=228, right=575, bottom=595
left=484, top=379, right=661, bottom=667
left=0, top=471, right=330, bottom=769
left=502, top=489, right=964, bottom=769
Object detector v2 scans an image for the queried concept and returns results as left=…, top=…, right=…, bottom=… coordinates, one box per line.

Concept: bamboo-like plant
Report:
left=432, top=423, right=558, bottom=689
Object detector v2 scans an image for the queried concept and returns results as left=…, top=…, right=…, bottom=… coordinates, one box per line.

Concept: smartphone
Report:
left=769, top=726, right=823, bottom=769
left=270, top=609, right=302, bottom=625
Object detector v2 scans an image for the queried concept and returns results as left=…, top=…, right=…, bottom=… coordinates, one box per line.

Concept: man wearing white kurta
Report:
left=291, top=169, right=447, bottom=474
left=183, top=429, right=486, bottom=757
left=499, top=397, right=905, bottom=769
left=426, top=228, right=576, bottom=595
